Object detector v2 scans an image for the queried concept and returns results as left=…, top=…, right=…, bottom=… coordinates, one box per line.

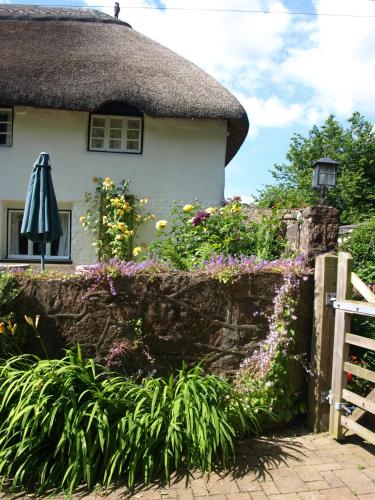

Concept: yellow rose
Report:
left=79, top=215, right=86, bottom=223
left=135, top=214, right=142, bottom=223
left=156, top=220, right=168, bottom=231
left=118, top=222, right=126, bottom=232
left=140, top=198, right=149, bottom=204
left=103, top=177, right=114, bottom=189
left=205, top=207, right=216, bottom=214
left=115, top=234, right=124, bottom=240
left=133, top=246, right=142, bottom=256
left=183, top=204, right=194, bottom=212
left=92, top=176, right=99, bottom=183
left=0, top=323, right=5, bottom=334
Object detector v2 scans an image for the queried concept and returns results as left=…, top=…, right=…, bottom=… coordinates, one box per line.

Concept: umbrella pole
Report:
left=41, top=242, right=46, bottom=272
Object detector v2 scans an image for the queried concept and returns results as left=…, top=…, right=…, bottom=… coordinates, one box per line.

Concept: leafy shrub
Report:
left=341, top=216, right=375, bottom=282
left=81, top=177, right=153, bottom=261
left=0, top=273, right=22, bottom=356
left=0, top=349, right=258, bottom=495
left=149, top=199, right=285, bottom=270
left=0, top=272, right=20, bottom=324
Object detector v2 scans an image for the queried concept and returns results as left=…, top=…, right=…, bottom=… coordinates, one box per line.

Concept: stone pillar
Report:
left=299, top=206, right=339, bottom=263
left=283, top=209, right=303, bottom=254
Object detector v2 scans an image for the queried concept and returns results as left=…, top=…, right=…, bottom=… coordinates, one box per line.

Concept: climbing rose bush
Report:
left=81, top=177, right=154, bottom=261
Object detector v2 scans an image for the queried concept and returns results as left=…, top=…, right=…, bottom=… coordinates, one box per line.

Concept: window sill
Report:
left=1, top=259, right=73, bottom=264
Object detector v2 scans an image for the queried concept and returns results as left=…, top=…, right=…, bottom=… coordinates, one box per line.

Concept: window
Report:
left=7, top=210, right=71, bottom=260
left=318, top=166, right=336, bottom=187
left=89, top=115, right=142, bottom=153
left=0, top=108, right=12, bottom=146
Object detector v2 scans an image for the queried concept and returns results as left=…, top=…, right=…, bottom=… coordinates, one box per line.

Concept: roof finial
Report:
left=114, top=2, right=120, bottom=18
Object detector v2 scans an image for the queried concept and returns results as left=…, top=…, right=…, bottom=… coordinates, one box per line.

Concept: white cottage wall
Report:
left=0, top=107, right=227, bottom=265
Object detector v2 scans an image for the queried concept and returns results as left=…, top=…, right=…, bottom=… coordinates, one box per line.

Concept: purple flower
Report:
left=191, top=211, right=210, bottom=226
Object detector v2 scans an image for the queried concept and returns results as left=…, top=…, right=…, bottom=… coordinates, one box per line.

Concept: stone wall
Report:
left=16, top=272, right=313, bottom=382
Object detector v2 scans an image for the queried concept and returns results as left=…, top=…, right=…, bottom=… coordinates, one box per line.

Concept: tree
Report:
left=256, top=112, right=375, bottom=224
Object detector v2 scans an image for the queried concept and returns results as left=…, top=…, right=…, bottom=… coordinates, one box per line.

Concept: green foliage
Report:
left=0, top=350, right=259, bottom=495
left=81, top=177, right=153, bottom=261
left=0, top=272, right=20, bottom=324
left=257, top=112, right=375, bottom=224
left=149, top=200, right=285, bottom=270
left=341, top=216, right=375, bottom=282
left=0, top=273, right=22, bottom=356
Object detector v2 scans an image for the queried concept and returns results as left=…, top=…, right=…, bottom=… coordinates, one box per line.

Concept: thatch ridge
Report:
left=0, top=5, right=248, bottom=164
left=0, top=4, right=131, bottom=25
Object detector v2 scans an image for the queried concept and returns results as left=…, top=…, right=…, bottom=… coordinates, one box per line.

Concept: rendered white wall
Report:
left=0, top=107, right=227, bottom=265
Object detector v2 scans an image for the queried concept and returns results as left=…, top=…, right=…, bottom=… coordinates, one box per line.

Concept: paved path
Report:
left=7, top=429, right=375, bottom=499
left=120, top=430, right=375, bottom=500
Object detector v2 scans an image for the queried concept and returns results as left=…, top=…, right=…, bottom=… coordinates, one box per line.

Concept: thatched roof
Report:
left=0, top=5, right=248, bottom=164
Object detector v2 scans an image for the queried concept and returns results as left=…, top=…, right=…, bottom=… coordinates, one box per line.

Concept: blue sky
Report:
left=4, top=0, right=375, bottom=200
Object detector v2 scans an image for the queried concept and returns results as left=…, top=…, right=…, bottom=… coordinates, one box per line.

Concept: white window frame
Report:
left=0, top=108, right=13, bottom=147
left=7, top=209, right=71, bottom=261
left=89, top=114, right=142, bottom=154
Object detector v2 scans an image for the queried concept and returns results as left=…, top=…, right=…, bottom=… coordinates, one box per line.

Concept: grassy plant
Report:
left=0, top=350, right=257, bottom=495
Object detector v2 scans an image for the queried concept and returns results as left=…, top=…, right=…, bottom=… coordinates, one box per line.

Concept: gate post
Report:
left=329, top=252, right=353, bottom=439
left=308, top=253, right=337, bottom=432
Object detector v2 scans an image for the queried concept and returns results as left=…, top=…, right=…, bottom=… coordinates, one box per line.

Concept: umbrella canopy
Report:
left=21, top=152, right=62, bottom=270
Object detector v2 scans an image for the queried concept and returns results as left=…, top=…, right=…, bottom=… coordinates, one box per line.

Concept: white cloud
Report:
left=235, top=95, right=305, bottom=136
left=277, top=0, right=375, bottom=117
left=91, top=0, right=375, bottom=135
left=94, top=0, right=292, bottom=84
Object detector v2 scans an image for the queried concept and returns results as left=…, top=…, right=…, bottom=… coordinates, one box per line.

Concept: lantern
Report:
left=312, top=157, right=338, bottom=204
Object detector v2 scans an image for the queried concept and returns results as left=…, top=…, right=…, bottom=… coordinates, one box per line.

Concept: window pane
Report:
left=9, top=213, right=28, bottom=255
left=92, top=127, right=105, bottom=138
left=90, top=115, right=142, bottom=153
left=110, top=129, right=122, bottom=139
left=109, top=140, right=122, bottom=149
left=0, top=123, right=9, bottom=133
left=0, top=135, right=7, bottom=145
left=319, top=173, right=327, bottom=185
left=327, top=174, right=335, bottom=186
left=9, top=210, right=70, bottom=259
left=127, top=129, right=139, bottom=140
left=33, top=241, right=41, bottom=256
left=128, top=120, right=140, bottom=130
left=93, top=117, right=105, bottom=127
left=92, top=138, right=104, bottom=149
left=127, top=140, right=139, bottom=151
left=110, top=118, right=123, bottom=128
left=0, top=111, right=10, bottom=122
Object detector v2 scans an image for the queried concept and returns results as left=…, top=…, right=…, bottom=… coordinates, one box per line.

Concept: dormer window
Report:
left=0, top=108, right=13, bottom=146
left=89, top=114, right=142, bottom=154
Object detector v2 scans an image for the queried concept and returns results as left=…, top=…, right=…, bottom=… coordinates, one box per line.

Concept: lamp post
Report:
left=312, top=157, right=338, bottom=205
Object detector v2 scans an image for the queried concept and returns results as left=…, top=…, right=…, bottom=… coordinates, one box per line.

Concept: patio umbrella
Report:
left=21, top=152, right=62, bottom=271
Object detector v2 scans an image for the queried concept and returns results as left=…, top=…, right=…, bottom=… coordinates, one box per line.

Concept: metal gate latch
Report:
left=335, top=402, right=355, bottom=414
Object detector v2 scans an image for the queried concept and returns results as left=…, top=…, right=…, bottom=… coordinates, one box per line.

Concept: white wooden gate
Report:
left=329, top=252, right=375, bottom=443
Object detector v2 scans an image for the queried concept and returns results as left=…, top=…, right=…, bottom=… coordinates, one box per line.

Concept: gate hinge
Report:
left=321, top=390, right=332, bottom=404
